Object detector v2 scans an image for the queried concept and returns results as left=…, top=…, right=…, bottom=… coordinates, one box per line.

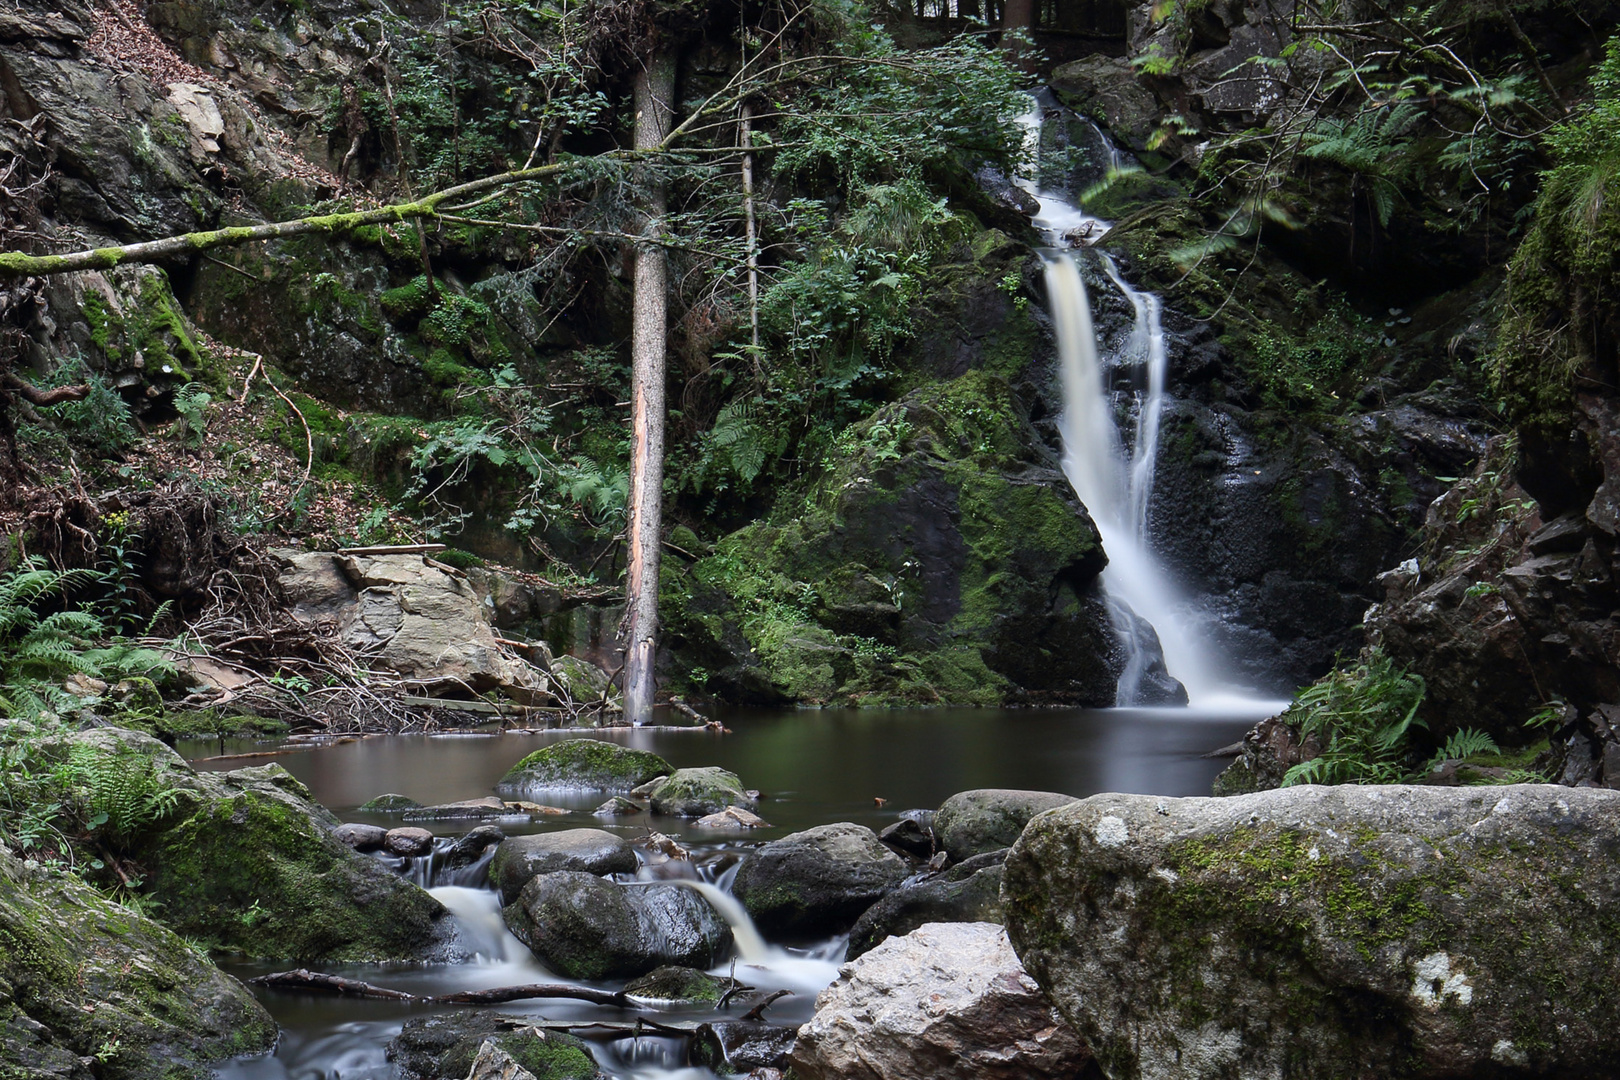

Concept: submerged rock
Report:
left=592, top=796, right=645, bottom=816
left=389, top=1012, right=602, bottom=1080
left=648, top=767, right=755, bottom=817
left=691, top=1021, right=800, bottom=1072
left=1003, top=785, right=1620, bottom=1080
left=446, top=824, right=507, bottom=870
left=731, top=822, right=909, bottom=937
left=503, top=872, right=732, bottom=979
left=497, top=738, right=671, bottom=793
left=933, top=789, right=1077, bottom=861
left=488, top=829, right=639, bottom=905
left=788, top=922, right=1090, bottom=1080
left=695, top=805, right=769, bottom=829
left=846, top=850, right=1006, bottom=960
left=0, top=849, right=278, bottom=1080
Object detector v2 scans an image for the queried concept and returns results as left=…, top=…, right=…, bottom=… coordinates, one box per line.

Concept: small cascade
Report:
left=668, top=879, right=770, bottom=963
left=429, top=885, right=543, bottom=969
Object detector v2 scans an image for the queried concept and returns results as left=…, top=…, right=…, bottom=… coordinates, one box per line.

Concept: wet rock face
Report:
left=731, top=823, right=910, bottom=938
left=788, top=922, right=1093, bottom=1080
left=933, top=789, right=1077, bottom=862
left=1003, top=786, right=1620, bottom=1080
left=665, top=369, right=1124, bottom=708
left=846, top=849, right=1006, bottom=961
left=0, top=849, right=278, bottom=1080
left=488, top=829, right=639, bottom=905
left=502, top=872, right=731, bottom=980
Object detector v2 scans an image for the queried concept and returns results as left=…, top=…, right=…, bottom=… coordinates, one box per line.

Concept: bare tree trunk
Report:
left=1002, top=0, right=1036, bottom=63
left=621, top=50, right=676, bottom=726
left=740, top=103, right=760, bottom=354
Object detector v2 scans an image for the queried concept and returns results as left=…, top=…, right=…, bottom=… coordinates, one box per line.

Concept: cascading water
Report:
left=1018, top=94, right=1232, bottom=706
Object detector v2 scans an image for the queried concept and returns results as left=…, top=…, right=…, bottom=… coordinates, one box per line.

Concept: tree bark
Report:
left=621, top=49, right=676, bottom=726
left=740, top=103, right=760, bottom=354
left=1002, top=0, right=1036, bottom=63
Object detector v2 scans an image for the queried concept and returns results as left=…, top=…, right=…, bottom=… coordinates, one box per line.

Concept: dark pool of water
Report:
left=189, top=702, right=1278, bottom=1080
left=183, top=703, right=1268, bottom=842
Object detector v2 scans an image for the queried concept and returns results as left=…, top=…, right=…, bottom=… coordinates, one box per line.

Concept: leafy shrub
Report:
left=1281, top=649, right=1428, bottom=785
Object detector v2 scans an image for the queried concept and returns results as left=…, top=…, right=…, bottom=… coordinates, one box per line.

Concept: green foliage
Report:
left=1496, top=34, right=1620, bottom=433
left=1281, top=650, right=1428, bottom=785
left=173, top=384, right=212, bottom=447
left=1244, top=286, right=1375, bottom=409
left=39, top=355, right=136, bottom=457
left=1299, top=104, right=1422, bottom=227
left=68, top=743, right=194, bottom=849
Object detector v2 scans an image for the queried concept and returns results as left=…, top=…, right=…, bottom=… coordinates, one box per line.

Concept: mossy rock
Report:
left=0, top=850, right=277, bottom=1080
left=496, top=739, right=671, bottom=794
left=1004, top=786, right=1620, bottom=1079
left=390, top=1012, right=602, bottom=1080
left=623, top=965, right=729, bottom=1005
left=105, top=750, right=458, bottom=962
left=648, top=767, right=754, bottom=817
left=357, top=793, right=422, bottom=812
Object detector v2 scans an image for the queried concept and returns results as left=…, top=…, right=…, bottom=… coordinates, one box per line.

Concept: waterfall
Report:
left=1044, top=251, right=1223, bottom=705
left=1016, top=92, right=1231, bottom=706
left=668, top=878, right=770, bottom=963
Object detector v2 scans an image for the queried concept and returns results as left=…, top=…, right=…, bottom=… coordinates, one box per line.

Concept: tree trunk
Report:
left=741, top=103, right=760, bottom=354
left=621, top=50, right=676, bottom=726
left=1002, top=0, right=1036, bottom=62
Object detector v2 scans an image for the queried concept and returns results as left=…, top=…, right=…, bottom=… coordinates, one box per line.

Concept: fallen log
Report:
left=249, top=969, right=631, bottom=1008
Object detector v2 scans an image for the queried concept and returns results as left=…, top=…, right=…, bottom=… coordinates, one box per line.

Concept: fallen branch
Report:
left=250, top=970, right=631, bottom=1008
left=4, top=374, right=90, bottom=406
left=740, top=989, right=792, bottom=1021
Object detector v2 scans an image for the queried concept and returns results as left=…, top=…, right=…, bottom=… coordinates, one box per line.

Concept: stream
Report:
left=187, top=703, right=1278, bottom=1079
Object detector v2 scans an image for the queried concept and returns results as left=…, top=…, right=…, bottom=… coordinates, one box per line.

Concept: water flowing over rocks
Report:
left=1003, top=785, right=1620, bottom=1080
left=934, top=788, right=1077, bottom=861
left=846, top=849, right=1006, bottom=960
left=731, top=822, right=910, bottom=938
left=788, top=922, right=1092, bottom=1080
left=0, top=849, right=277, bottom=1080
left=502, top=871, right=731, bottom=979
left=488, top=829, right=639, bottom=905
left=496, top=739, right=672, bottom=794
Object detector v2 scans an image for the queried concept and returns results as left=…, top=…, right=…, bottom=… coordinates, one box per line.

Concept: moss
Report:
left=499, top=739, right=671, bottom=791
left=624, top=965, right=728, bottom=1004
left=137, top=783, right=447, bottom=962
left=357, top=793, right=421, bottom=812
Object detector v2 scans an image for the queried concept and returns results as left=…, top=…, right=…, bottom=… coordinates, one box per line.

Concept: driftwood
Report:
left=338, top=543, right=449, bottom=556
left=740, top=989, right=793, bottom=1021
left=250, top=969, right=630, bottom=1007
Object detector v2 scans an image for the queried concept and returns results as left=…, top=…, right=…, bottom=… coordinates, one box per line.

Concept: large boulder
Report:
left=488, top=829, right=640, bottom=905
left=0, top=850, right=278, bottom=1080
left=389, top=1012, right=602, bottom=1080
left=648, top=767, right=754, bottom=817
left=272, top=550, right=550, bottom=700
left=934, top=789, right=1077, bottom=861
left=732, top=823, right=910, bottom=938
left=846, top=850, right=1006, bottom=960
left=788, top=922, right=1090, bottom=1080
left=1004, top=785, right=1620, bottom=1080
left=503, top=872, right=732, bottom=980
left=497, top=739, right=672, bottom=794
left=48, top=729, right=461, bottom=963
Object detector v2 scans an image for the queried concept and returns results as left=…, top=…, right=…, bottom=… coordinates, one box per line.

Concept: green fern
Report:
left=1427, top=728, right=1501, bottom=768
left=1281, top=649, right=1428, bottom=786
left=69, top=744, right=193, bottom=848
left=711, top=400, right=766, bottom=484
left=1300, top=104, right=1422, bottom=227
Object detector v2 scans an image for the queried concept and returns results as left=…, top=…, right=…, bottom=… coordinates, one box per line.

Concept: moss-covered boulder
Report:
left=663, top=371, right=1121, bottom=707
left=389, top=1012, right=602, bottom=1080
left=135, top=760, right=458, bottom=961
left=731, top=823, right=910, bottom=938
left=648, top=767, right=754, bottom=817
left=43, top=728, right=454, bottom=964
left=1003, top=786, right=1620, bottom=1080
left=0, top=850, right=277, bottom=1080
left=496, top=739, right=671, bottom=794
left=502, top=872, right=732, bottom=980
